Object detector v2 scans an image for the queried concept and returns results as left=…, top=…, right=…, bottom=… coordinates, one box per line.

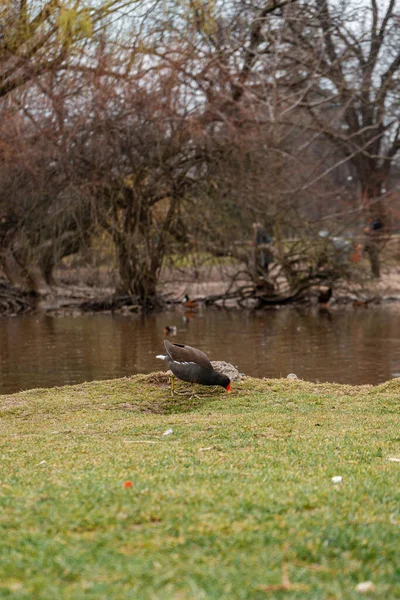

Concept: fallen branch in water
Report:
left=0, top=280, right=37, bottom=317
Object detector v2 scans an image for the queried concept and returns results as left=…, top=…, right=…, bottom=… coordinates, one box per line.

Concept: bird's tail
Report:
left=156, top=354, right=166, bottom=360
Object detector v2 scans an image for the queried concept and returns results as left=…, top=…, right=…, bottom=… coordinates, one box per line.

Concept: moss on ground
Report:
left=0, top=374, right=399, bottom=599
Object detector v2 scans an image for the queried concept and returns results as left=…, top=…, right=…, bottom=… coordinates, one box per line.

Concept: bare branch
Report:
left=232, top=0, right=299, bottom=102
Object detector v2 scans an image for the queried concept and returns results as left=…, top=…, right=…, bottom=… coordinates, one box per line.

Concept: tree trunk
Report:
left=0, top=228, right=46, bottom=293
left=360, top=174, right=388, bottom=279
left=114, top=236, right=159, bottom=302
left=104, top=189, right=178, bottom=306
left=39, top=253, right=57, bottom=286
left=365, top=243, right=381, bottom=278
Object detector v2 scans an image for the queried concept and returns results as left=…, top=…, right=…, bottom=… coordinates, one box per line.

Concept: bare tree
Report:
left=0, top=0, right=147, bottom=99
left=88, top=80, right=205, bottom=303
left=0, top=96, right=94, bottom=291
left=2, top=0, right=398, bottom=312
left=226, top=0, right=399, bottom=275
left=0, top=0, right=160, bottom=297
left=169, top=0, right=400, bottom=277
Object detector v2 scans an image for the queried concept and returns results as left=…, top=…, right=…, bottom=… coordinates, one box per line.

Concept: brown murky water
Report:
left=0, top=306, right=400, bottom=394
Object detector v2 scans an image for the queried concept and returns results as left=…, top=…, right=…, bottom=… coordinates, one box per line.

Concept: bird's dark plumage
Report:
left=318, top=287, right=332, bottom=305
left=159, top=340, right=231, bottom=391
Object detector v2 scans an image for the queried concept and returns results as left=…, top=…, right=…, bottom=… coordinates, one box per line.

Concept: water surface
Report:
left=0, top=306, right=399, bottom=394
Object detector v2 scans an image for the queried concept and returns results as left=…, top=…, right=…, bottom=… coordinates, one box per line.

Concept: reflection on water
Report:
left=0, top=306, right=400, bottom=394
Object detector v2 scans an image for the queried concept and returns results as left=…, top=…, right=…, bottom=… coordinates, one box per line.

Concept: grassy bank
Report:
left=0, top=374, right=399, bottom=599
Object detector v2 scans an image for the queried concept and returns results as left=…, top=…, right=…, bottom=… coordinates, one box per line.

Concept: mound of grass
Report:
left=0, top=375, right=399, bottom=599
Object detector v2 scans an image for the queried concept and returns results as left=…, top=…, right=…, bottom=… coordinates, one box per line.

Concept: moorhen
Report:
left=157, top=340, right=231, bottom=395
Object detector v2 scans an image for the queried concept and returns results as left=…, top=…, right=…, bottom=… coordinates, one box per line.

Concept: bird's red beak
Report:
left=226, top=382, right=231, bottom=394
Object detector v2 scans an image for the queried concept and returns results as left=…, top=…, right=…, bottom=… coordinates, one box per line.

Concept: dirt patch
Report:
left=113, top=401, right=165, bottom=414
left=145, top=373, right=171, bottom=387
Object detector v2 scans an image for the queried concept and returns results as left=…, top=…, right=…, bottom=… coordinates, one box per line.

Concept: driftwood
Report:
left=0, top=281, right=37, bottom=317
left=79, top=295, right=141, bottom=312
left=200, top=286, right=308, bottom=308
left=78, top=293, right=165, bottom=313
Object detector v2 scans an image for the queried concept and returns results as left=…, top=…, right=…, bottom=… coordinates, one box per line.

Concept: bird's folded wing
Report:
left=164, top=340, right=212, bottom=369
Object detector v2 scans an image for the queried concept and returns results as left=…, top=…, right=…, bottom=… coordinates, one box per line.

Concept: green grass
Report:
left=0, top=374, right=399, bottom=599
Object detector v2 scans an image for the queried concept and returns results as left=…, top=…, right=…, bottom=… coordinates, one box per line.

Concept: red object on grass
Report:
left=123, top=480, right=133, bottom=488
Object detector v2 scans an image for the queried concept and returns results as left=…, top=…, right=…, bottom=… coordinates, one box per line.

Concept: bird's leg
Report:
left=170, top=374, right=175, bottom=397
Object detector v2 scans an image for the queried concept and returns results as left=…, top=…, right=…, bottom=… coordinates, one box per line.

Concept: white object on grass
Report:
left=163, top=429, right=173, bottom=436
left=331, top=476, right=342, bottom=484
left=355, top=581, right=375, bottom=593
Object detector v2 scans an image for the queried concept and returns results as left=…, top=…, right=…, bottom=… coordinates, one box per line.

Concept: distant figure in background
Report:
left=252, top=222, right=273, bottom=275
left=352, top=243, right=362, bottom=263
left=370, top=217, right=384, bottom=232
left=364, top=216, right=384, bottom=278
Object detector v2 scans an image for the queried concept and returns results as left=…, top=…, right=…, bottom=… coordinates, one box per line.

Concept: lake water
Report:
left=1, top=306, right=400, bottom=394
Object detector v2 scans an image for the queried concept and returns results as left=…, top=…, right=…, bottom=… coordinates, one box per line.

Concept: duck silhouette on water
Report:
left=318, top=287, right=332, bottom=309
left=163, top=326, right=177, bottom=335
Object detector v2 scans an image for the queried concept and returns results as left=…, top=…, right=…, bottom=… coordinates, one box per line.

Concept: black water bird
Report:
left=157, top=340, right=231, bottom=395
